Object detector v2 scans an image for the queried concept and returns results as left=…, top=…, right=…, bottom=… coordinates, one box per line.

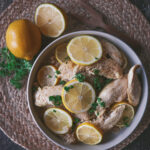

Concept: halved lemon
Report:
left=55, top=43, right=69, bottom=64
left=67, top=35, right=103, bottom=65
left=37, top=65, right=58, bottom=87
left=62, top=79, right=96, bottom=114
left=35, top=3, right=66, bottom=37
left=44, top=108, right=72, bottom=134
left=76, top=122, right=103, bottom=145
left=112, top=102, right=134, bottom=128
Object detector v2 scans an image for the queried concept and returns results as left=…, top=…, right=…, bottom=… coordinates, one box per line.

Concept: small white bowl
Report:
left=27, top=30, right=148, bottom=150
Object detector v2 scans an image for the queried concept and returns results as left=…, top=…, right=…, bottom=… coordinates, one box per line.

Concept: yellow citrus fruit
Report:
left=37, top=65, right=58, bottom=87
left=76, top=122, right=103, bottom=145
left=6, top=19, right=41, bottom=60
left=55, top=43, right=69, bottom=64
left=44, top=108, right=72, bottom=134
left=35, top=3, right=67, bottom=37
left=62, top=79, right=95, bottom=113
left=67, top=35, right=103, bottom=65
left=112, top=102, right=134, bottom=128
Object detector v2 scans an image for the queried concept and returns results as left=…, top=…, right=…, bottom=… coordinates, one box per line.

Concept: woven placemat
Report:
left=0, top=0, right=150, bottom=150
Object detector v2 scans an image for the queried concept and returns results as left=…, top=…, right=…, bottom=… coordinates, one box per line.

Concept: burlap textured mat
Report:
left=0, top=0, right=150, bottom=149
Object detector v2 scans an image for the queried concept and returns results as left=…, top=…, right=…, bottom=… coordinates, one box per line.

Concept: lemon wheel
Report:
left=76, top=122, right=103, bottom=145
left=62, top=79, right=96, bottom=114
left=67, top=35, right=103, bottom=65
left=37, top=65, right=58, bottom=87
left=44, top=108, right=72, bottom=134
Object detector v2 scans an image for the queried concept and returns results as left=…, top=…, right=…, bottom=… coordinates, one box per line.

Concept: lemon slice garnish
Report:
left=67, top=35, right=103, bottom=65
left=37, top=65, right=58, bottom=87
left=76, top=122, right=103, bottom=145
left=62, top=79, right=96, bottom=114
left=44, top=108, right=72, bottom=134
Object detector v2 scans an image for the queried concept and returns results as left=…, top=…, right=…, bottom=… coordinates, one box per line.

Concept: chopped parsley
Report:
left=95, top=57, right=99, bottom=60
left=75, top=73, right=85, bottom=82
left=53, top=109, right=57, bottom=113
left=93, top=69, right=99, bottom=75
left=0, top=47, right=32, bottom=89
left=55, top=70, right=61, bottom=75
left=59, top=80, right=66, bottom=85
left=64, top=56, right=70, bottom=61
left=123, top=117, right=129, bottom=127
left=72, top=117, right=81, bottom=131
left=64, top=85, right=74, bottom=92
left=88, top=102, right=98, bottom=115
left=96, top=112, right=100, bottom=116
left=49, top=95, right=62, bottom=106
left=97, top=98, right=105, bottom=108
left=93, top=77, right=101, bottom=90
left=48, top=75, right=52, bottom=78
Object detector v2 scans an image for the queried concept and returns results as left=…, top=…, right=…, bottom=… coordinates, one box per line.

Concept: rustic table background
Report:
left=0, top=0, right=150, bottom=150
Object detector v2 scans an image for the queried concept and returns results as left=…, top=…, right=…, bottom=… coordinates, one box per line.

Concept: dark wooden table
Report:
left=1, top=0, right=150, bottom=150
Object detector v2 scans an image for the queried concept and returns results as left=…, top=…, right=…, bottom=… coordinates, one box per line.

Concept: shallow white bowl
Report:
left=27, top=30, right=148, bottom=150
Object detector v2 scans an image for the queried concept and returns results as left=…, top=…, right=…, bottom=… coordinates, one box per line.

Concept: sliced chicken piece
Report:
left=58, top=61, right=82, bottom=81
left=59, top=59, right=123, bottom=81
left=94, top=105, right=125, bottom=131
left=98, top=76, right=128, bottom=108
left=127, top=65, right=141, bottom=106
left=74, top=112, right=95, bottom=121
left=59, top=132, right=77, bottom=144
left=101, top=40, right=127, bottom=69
left=84, top=58, right=123, bottom=79
left=34, top=85, right=63, bottom=107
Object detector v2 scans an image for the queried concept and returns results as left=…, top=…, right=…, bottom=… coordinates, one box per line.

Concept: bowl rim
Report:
left=27, top=30, right=149, bottom=150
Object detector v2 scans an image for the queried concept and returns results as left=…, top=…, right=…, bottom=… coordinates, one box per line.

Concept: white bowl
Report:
left=27, top=30, right=148, bottom=150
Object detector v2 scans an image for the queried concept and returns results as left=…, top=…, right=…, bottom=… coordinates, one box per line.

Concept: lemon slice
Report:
left=37, top=65, right=58, bottom=87
left=44, top=108, right=72, bottom=134
left=55, top=43, right=69, bottom=64
left=62, top=79, right=95, bottom=113
left=35, top=4, right=66, bottom=37
left=112, top=102, right=134, bottom=128
left=76, top=122, right=103, bottom=145
left=67, top=35, right=103, bottom=65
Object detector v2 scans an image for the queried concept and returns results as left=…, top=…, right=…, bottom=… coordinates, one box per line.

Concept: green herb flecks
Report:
left=55, top=70, right=61, bottom=75
left=93, top=69, right=99, bottom=76
left=88, top=102, right=98, bottom=115
left=48, top=75, right=52, bottom=78
left=49, top=95, right=62, bottom=106
left=97, top=98, right=105, bottom=108
left=53, top=109, right=57, bottom=113
left=72, top=117, right=81, bottom=131
left=64, top=56, right=70, bottom=63
left=0, top=47, right=32, bottom=89
left=93, top=77, right=101, bottom=90
left=123, top=116, right=129, bottom=127
left=59, top=80, right=66, bottom=85
left=75, top=73, right=85, bottom=82
left=64, top=85, right=74, bottom=92
left=95, top=57, right=99, bottom=60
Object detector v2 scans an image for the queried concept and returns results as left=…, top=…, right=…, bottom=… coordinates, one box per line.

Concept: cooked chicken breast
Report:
left=59, top=59, right=123, bottom=80
left=101, top=40, right=127, bottom=69
left=127, top=65, right=141, bottom=106
left=94, top=105, right=125, bottom=131
left=74, top=112, right=94, bottom=121
left=59, top=132, right=77, bottom=144
left=98, top=76, right=128, bottom=108
left=34, top=85, right=63, bottom=107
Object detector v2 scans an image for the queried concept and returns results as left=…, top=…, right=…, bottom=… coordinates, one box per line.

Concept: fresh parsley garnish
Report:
left=49, top=95, right=62, bottom=106
left=64, top=85, right=74, bottom=92
left=93, top=77, right=101, bottom=90
left=59, top=80, right=66, bottom=85
left=48, top=75, right=52, bottom=78
left=88, top=102, right=98, bottom=115
left=75, top=73, right=85, bottom=82
left=93, top=69, right=99, bottom=75
left=97, top=98, right=105, bottom=107
left=64, top=56, right=70, bottom=61
left=55, top=70, right=61, bottom=75
left=95, top=57, right=99, bottom=60
left=72, top=117, right=80, bottom=131
left=0, top=47, right=32, bottom=89
left=53, top=109, right=57, bottom=113
left=123, top=117, right=129, bottom=127
left=96, top=112, right=100, bottom=116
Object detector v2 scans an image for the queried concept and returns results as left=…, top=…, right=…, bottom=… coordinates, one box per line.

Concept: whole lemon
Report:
left=6, top=19, right=41, bottom=60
